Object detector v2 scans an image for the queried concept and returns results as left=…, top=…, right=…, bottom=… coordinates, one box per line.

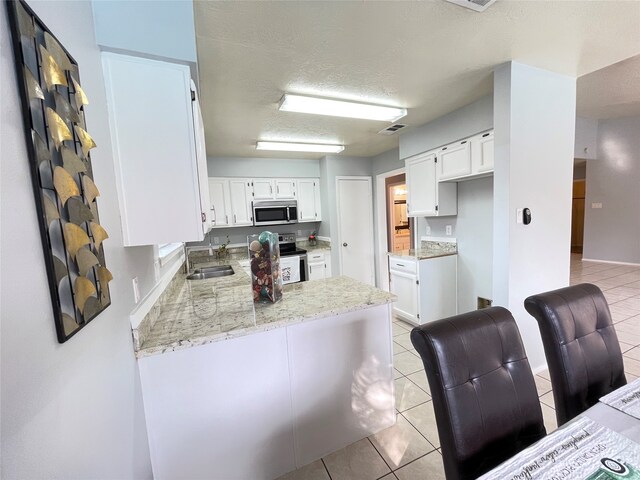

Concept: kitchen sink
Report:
left=187, top=265, right=234, bottom=280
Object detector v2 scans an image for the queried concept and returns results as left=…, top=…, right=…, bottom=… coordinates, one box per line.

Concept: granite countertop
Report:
left=388, top=240, right=458, bottom=260
left=136, top=253, right=393, bottom=358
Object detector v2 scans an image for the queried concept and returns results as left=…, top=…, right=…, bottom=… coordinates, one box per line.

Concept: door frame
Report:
left=335, top=176, right=375, bottom=285
left=375, top=167, right=405, bottom=290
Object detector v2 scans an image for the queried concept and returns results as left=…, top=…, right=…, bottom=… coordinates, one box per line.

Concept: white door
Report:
left=208, top=178, right=231, bottom=228
left=336, top=177, right=375, bottom=285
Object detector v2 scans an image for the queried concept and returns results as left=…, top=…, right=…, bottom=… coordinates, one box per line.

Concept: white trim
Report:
left=376, top=167, right=406, bottom=290
left=130, top=250, right=185, bottom=329
left=335, top=176, right=375, bottom=285
left=532, top=363, right=549, bottom=376
left=581, top=258, right=640, bottom=267
left=158, top=243, right=184, bottom=266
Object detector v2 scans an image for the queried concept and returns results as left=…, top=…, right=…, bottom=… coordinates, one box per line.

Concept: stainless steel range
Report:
left=278, top=233, right=307, bottom=284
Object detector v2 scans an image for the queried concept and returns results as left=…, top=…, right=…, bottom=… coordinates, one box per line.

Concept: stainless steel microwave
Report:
left=252, top=200, right=298, bottom=226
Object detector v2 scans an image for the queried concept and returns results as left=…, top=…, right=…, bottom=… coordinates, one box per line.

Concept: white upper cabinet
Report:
left=252, top=179, right=297, bottom=200
left=406, top=152, right=438, bottom=216
left=252, top=179, right=275, bottom=200
left=102, top=53, right=208, bottom=245
left=296, top=178, right=322, bottom=222
left=438, top=130, right=495, bottom=182
left=472, top=131, right=494, bottom=174
left=208, top=178, right=231, bottom=228
left=228, top=179, right=253, bottom=226
left=406, top=151, right=457, bottom=217
left=275, top=179, right=296, bottom=200
left=191, top=83, right=211, bottom=235
left=438, top=140, right=471, bottom=181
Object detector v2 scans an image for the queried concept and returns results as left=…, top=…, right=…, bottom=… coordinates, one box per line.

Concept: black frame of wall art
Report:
left=7, top=0, right=113, bottom=343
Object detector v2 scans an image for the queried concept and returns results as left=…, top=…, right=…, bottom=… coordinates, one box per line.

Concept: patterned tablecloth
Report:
left=600, top=378, right=640, bottom=420
left=478, top=416, right=640, bottom=479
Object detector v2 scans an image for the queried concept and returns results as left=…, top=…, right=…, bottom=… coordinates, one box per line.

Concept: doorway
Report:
left=386, top=174, right=412, bottom=254
left=571, top=179, right=586, bottom=254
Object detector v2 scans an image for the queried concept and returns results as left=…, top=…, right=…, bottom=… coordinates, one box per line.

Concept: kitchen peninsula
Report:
left=133, top=252, right=396, bottom=480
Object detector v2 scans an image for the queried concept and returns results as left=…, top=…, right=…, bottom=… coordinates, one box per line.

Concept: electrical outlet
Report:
left=213, top=236, right=220, bottom=244
left=425, top=225, right=431, bottom=236
left=592, top=203, right=603, bottom=209
left=297, top=230, right=302, bottom=236
left=132, top=277, right=141, bottom=304
left=445, top=225, right=452, bottom=236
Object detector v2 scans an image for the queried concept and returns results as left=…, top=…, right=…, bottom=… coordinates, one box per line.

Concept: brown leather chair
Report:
left=524, top=283, right=626, bottom=426
left=410, top=307, right=546, bottom=480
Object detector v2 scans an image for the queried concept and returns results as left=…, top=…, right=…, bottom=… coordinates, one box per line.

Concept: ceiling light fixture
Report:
left=256, top=141, right=345, bottom=153
left=279, top=94, right=407, bottom=122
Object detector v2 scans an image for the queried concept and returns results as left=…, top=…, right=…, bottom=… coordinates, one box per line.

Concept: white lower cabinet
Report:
left=307, top=251, right=332, bottom=281
left=388, top=254, right=457, bottom=325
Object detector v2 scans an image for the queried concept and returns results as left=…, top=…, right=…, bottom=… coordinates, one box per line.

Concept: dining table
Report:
left=478, top=378, right=640, bottom=479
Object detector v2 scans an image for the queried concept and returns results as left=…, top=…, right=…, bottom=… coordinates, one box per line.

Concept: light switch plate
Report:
left=592, top=203, right=603, bottom=209
left=445, top=225, right=452, bottom=235
left=516, top=208, right=523, bottom=224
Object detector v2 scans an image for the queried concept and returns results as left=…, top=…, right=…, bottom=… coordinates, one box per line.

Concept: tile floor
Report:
left=279, top=255, right=640, bottom=480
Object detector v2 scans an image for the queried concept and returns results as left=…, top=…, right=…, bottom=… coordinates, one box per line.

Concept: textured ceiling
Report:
left=577, top=54, right=640, bottom=119
left=194, top=1, right=640, bottom=159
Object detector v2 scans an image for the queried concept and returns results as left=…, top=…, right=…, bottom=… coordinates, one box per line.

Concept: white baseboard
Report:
left=581, top=258, right=640, bottom=267
left=532, top=363, right=549, bottom=375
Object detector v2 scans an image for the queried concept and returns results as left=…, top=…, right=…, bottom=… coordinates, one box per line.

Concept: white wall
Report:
left=207, top=156, right=320, bottom=178
left=493, top=62, right=576, bottom=370
left=400, top=95, right=494, bottom=160
left=455, top=177, right=494, bottom=313
left=583, top=115, right=640, bottom=264
left=575, top=116, right=599, bottom=160
left=1, top=2, right=153, bottom=477
left=92, top=0, right=197, bottom=63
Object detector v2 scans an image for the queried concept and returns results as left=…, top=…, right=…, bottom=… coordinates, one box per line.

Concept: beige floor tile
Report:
left=406, top=371, right=431, bottom=395
left=370, top=415, right=436, bottom=470
left=610, top=305, right=640, bottom=321
left=393, top=322, right=411, bottom=337
left=378, top=474, right=398, bottom=480
left=620, top=341, right=635, bottom=353
left=394, top=332, right=417, bottom=352
left=394, top=368, right=404, bottom=380
left=394, top=351, right=425, bottom=376
left=395, top=451, right=446, bottom=480
left=613, top=320, right=640, bottom=335
left=607, top=286, right=640, bottom=299
left=622, top=315, right=640, bottom=328
left=534, top=375, right=552, bottom=396
left=395, top=377, right=430, bottom=412
left=624, top=356, right=640, bottom=377
left=393, top=341, right=407, bottom=355
left=627, top=372, right=639, bottom=382
left=402, top=401, right=441, bottom=448
left=277, top=460, right=330, bottom=480
left=322, top=438, right=390, bottom=480
left=540, top=402, right=558, bottom=434
left=603, top=292, right=631, bottom=305
left=537, top=369, right=551, bottom=381
left=626, top=281, right=640, bottom=289
left=616, top=330, right=640, bottom=345
left=539, top=390, right=555, bottom=409
left=624, top=347, right=640, bottom=361
left=616, top=297, right=640, bottom=311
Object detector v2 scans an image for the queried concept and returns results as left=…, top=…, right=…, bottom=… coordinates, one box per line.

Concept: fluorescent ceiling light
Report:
left=279, top=94, right=407, bottom=122
left=256, top=141, right=344, bottom=153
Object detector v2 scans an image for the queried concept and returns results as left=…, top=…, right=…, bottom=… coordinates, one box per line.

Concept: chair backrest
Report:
left=524, top=283, right=626, bottom=426
left=410, top=307, right=546, bottom=480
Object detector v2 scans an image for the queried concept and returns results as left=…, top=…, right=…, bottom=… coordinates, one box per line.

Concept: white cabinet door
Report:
left=389, top=269, right=418, bottom=323
left=229, top=179, right=253, bottom=226
left=208, top=178, right=231, bottom=228
left=297, top=178, right=320, bottom=222
left=252, top=179, right=275, bottom=200
left=102, top=53, right=204, bottom=245
left=406, top=152, right=437, bottom=217
left=275, top=179, right=296, bottom=199
left=308, top=261, right=325, bottom=281
left=307, top=251, right=330, bottom=281
left=438, top=140, right=471, bottom=181
left=191, top=83, right=211, bottom=235
left=474, top=132, right=494, bottom=173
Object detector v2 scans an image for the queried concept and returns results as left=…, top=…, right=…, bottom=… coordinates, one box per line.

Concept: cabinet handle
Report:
left=211, top=205, right=216, bottom=225
left=233, top=214, right=237, bottom=224
left=396, top=263, right=405, bottom=267
left=277, top=185, right=280, bottom=194
left=226, top=215, right=229, bottom=224
left=482, top=132, right=490, bottom=138
left=269, top=184, right=272, bottom=194
left=300, top=210, right=302, bottom=219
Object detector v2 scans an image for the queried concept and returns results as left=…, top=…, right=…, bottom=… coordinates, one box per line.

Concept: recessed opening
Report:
left=477, top=297, right=493, bottom=309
